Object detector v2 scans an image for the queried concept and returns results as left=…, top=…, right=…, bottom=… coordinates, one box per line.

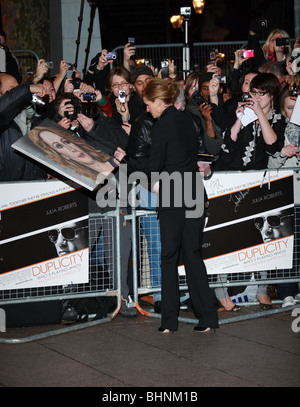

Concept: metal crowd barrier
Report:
left=113, top=39, right=296, bottom=77
left=0, top=208, right=122, bottom=344
left=1, top=170, right=299, bottom=342
left=127, top=170, right=300, bottom=325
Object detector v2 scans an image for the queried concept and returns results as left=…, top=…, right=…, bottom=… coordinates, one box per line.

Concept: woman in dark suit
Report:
left=115, top=78, right=218, bottom=333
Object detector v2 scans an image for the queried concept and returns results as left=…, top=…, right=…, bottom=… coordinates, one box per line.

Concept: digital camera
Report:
left=243, top=50, right=254, bottom=58
left=161, top=60, right=169, bottom=78
left=71, top=77, right=82, bottom=91
left=216, top=75, right=226, bottom=84
left=64, top=97, right=99, bottom=120
left=106, top=52, right=117, bottom=60
left=192, top=90, right=207, bottom=105
left=290, top=83, right=299, bottom=97
left=82, top=93, right=97, bottom=101
left=118, top=90, right=126, bottom=103
left=275, top=37, right=290, bottom=47
left=241, top=93, right=250, bottom=102
left=180, top=7, right=191, bottom=16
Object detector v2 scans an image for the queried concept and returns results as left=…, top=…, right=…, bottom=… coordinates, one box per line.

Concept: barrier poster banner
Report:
left=12, top=118, right=119, bottom=191
left=201, top=170, right=294, bottom=274
left=0, top=180, right=89, bottom=290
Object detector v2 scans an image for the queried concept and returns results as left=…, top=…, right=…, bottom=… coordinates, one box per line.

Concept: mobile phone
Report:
left=128, top=37, right=135, bottom=47
left=275, top=37, right=290, bottom=47
left=161, top=60, right=169, bottom=79
left=106, top=52, right=117, bottom=60
left=243, top=50, right=254, bottom=58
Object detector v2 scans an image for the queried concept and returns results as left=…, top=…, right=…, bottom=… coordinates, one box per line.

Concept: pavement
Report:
left=0, top=302, right=299, bottom=389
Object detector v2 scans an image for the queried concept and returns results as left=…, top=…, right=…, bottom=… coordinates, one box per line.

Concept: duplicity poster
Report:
left=201, top=170, right=294, bottom=274
left=0, top=180, right=89, bottom=290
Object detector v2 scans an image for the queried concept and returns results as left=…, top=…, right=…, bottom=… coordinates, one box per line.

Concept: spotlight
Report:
left=193, top=0, right=205, bottom=14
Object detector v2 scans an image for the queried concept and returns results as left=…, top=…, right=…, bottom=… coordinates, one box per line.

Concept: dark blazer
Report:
left=144, top=106, right=202, bottom=212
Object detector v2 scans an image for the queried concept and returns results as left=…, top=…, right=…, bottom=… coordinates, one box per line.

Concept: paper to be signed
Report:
left=237, top=107, right=258, bottom=127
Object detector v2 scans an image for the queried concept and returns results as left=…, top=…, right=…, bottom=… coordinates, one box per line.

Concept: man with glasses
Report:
left=254, top=208, right=299, bottom=308
left=48, top=221, right=88, bottom=257
left=48, top=220, right=88, bottom=323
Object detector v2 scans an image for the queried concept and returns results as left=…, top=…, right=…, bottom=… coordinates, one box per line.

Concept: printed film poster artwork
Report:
left=0, top=180, right=90, bottom=290
left=201, top=170, right=294, bottom=274
left=12, top=118, right=119, bottom=191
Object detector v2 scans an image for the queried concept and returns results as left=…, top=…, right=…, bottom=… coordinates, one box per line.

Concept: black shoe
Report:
left=154, top=301, right=162, bottom=313
left=61, top=307, right=78, bottom=324
left=120, top=299, right=138, bottom=317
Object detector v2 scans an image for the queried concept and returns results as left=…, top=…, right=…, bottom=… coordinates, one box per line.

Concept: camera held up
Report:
left=64, top=95, right=99, bottom=121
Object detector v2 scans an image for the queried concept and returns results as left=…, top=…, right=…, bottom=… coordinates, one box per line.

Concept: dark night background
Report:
left=96, top=0, right=295, bottom=50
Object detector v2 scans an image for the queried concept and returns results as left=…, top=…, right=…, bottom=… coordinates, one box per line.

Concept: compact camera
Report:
left=180, top=7, right=191, bottom=16
left=31, top=93, right=45, bottom=106
left=82, top=93, right=97, bottom=101
left=209, top=48, right=220, bottom=64
left=243, top=49, right=254, bottom=58
left=45, top=61, right=53, bottom=69
left=106, top=52, right=117, bottom=60
left=276, top=37, right=290, bottom=47
left=71, top=77, right=82, bottom=91
left=118, top=90, right=126, bottom=103
left=192, top=90, right=207, bottom=106
left=241, top=93, right=250, bottom=102
left=161, top=60, right=169, bottom=78
left=145, top=59, right=152, bottom=67
left=216, top=75, right=226, bottom=84
left=290, top=83, right=299, bottom=97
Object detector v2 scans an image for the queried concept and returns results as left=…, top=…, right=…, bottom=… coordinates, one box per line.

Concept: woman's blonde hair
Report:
left=262, top=28, right=291, bottom=58
left=29, top=125, right=111, bottom=181
left=142, top=78, right=180, bottom=105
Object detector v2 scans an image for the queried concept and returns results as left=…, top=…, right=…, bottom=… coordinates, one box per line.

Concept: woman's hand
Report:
left=245, top=94, right=264, bottom=117
left=77, top=113, right=94, bottom=132
left=114, top=147, right=127, bottom=162
left=58, top=117, right=71, bottom=129
left=115, top=98, right=130, bottom=122
left=58, top=98, right=74, bottom=117
left=281, top=144, right=299, bottom=158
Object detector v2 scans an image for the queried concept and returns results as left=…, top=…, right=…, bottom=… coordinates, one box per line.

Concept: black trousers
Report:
left=159, top=209, right=219, bottom=330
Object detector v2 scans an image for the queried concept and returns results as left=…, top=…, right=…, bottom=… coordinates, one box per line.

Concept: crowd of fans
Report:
left=0, top=21, right=299, bottom=320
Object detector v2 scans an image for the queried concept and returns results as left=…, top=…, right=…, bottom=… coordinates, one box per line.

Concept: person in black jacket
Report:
left=0, top=73, right=48, bottom=181
left=115, top=79, right=219, bottom=333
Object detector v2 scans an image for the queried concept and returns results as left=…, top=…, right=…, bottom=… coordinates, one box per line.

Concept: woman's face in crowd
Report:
left=188, top=79, right=198, bottom=97
left=269, top=32, right=283, bottom=53
left=110, top=74, right=130, bottom=98
left=39, top=131, right=95, bottom=165
left=144, top=98, right=163, bottom=119
left=250, top=88, right=273, bottom=111
left=283, top=96, right=295, bottom=120
left=242, top=73, right=257, bottom=94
